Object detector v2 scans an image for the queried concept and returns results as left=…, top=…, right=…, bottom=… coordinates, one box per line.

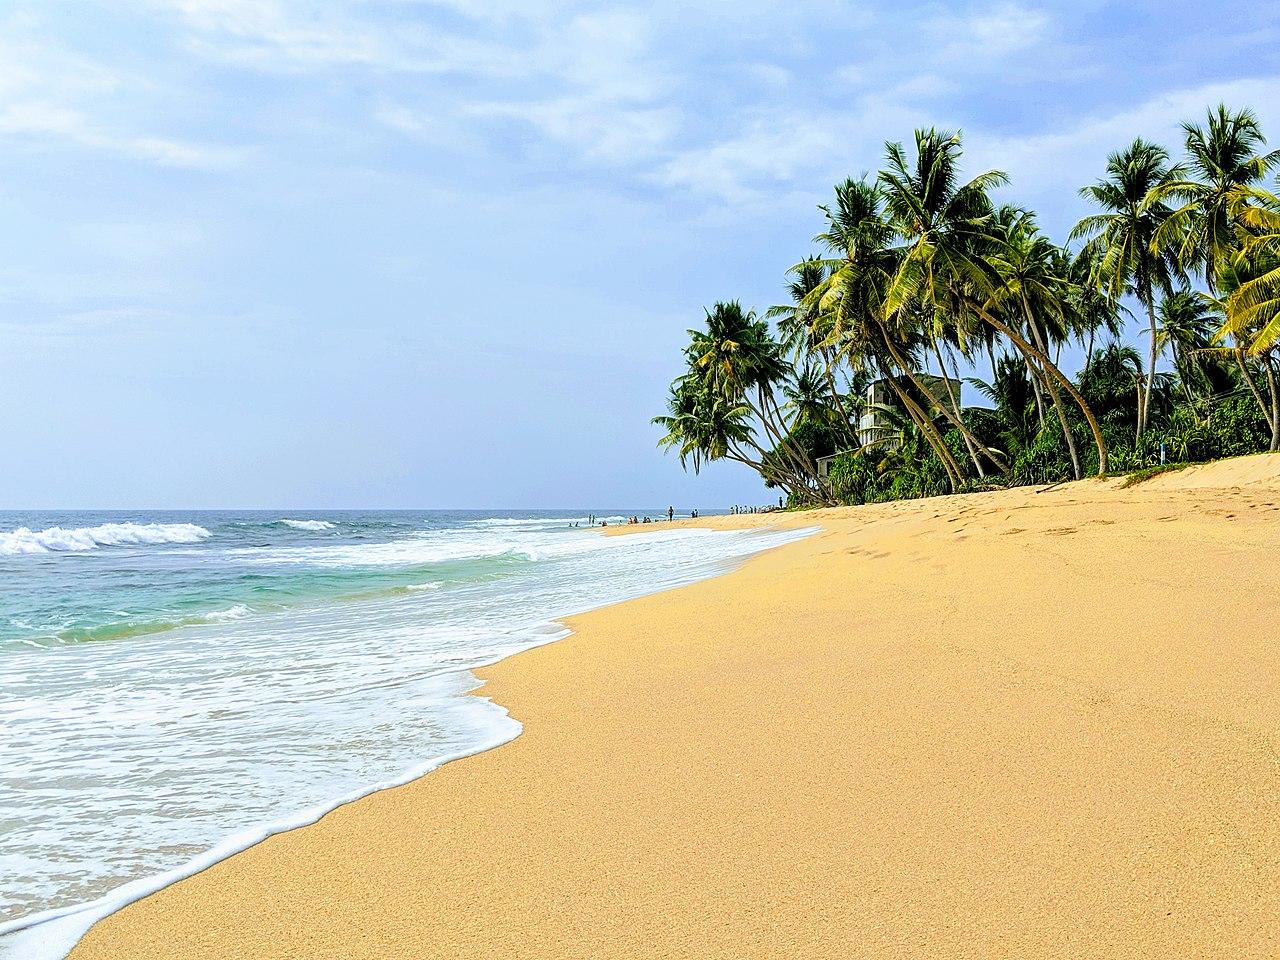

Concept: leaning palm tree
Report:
left=656, top=363, right=815, bottom=498
left=881, top=128, right=1109, bottom=473
left=1072, top=138, right=1182, bottom=436
left=684, top=301, right=831, bottom=502
left=767, top=256, right=861, bottom=447
left=799, top=175, right=971, bottom=490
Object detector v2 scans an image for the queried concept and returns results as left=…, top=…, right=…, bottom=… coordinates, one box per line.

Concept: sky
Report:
left=1, top=1, right=1278, bottom=509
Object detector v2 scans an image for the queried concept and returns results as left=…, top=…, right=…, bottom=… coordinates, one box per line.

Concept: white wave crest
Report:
left=0, top=523, right=212, bottom=556
left=279, top=519, right=335, bottom=531
left=202, top=604, right=252, bottom=623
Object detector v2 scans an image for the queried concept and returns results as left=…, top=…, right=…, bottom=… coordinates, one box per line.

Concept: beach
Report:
left=70, top=456, right=1280, bottom=959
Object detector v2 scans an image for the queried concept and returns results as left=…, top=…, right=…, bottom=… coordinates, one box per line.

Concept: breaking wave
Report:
left=278, top=519, right=335, bottom=531
left=0, top=523, right=211, bottom=556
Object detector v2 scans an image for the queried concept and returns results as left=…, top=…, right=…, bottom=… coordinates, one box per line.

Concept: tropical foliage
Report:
left=655, top=106, right=1280, bottom=507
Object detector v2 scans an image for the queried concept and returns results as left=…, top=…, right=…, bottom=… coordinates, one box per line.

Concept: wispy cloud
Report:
left=0, top=26, right=250, bottom=168
left=0, top=101, right=251, bottom=168
left=970, top=76, right=1280, bottom=205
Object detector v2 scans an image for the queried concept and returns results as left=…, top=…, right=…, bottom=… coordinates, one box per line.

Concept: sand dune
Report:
left=72, top=454, right=1280, bottom=959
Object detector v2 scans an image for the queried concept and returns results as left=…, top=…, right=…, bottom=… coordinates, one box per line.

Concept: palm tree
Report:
left=799, top=175, right=971, bottom=490
left=1150, top=105, right=1280, bottom=290
left=881, top=128, right=1109, bottom=473
left=1213, top=247, right=1280, bottom=449
left=967, top=353, right=1039, bottom=462
left=1078, top=342, right=1144, bottom=431
left=1155, top=290, right=1220, bottom=403
left=1066, top=245, right=1127, bottom=377
left=684, top=301, right=831, bottom=502
left=1072, top=138, right=1182, bottom=436
left=988, top=208, right=1083, bottom=478
left=784, top=363, right=840, bottom=429
left=768, top=256, right=861, bottom=447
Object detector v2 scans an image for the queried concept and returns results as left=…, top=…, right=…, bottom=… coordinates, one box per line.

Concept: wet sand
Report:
left=72, top=455, right=1280, bottom=958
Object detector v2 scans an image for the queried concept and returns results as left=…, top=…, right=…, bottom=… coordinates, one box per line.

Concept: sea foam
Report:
left=0, top=523, right=211, bottom=556
left=278, top=519, right=335, bottom=531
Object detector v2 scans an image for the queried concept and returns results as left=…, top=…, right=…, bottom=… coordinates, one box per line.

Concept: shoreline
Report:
left=3, top=523, right=808, bottom=960
left=69, top=456, right=1280, bottom=957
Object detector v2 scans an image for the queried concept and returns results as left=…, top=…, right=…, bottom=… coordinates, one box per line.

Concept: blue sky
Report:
left=1, top=1, right=1277, bottom=508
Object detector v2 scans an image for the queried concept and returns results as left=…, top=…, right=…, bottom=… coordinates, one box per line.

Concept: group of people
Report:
left=623, top=506, right=686, bottom=525
left=577, top=507, right=695, bottom=528
left=730, top=497, right=785, bottom=515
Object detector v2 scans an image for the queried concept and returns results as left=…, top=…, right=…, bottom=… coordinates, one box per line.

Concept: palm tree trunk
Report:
left=1140, top=295, right=1159, bottom=436
left=728, top=448, right=808, bottom=504
left=1266, top=354, right=1280, bottom=453
left=821, top=348, right=862, bottom=448
left=1027, top=356, right=1048, bottom=428
left=934, top=343, right=986, bottom=478
left=972, top=301, right=1109, bottom=475
left=760, top=388, right=835, bottom=502
left=1234, top=347, right=1270, bottom=422
left=748, top=392, right=812, bottom=485
left=876, top=321, right=1006, bottom=471
left=742, top=402, right=817, bottom=499
left=1023, top=299, right=1082, bottom=480
left=885, top=377, right=963, bottom=492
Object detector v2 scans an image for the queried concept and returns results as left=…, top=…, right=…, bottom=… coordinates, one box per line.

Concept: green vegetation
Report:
left=654, top=105, right=1280, bottom=506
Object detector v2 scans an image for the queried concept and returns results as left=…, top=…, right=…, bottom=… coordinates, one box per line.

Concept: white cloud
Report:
left=0, top=101, right=250, bottom=168
left=655, top=111, right=893, bottom=203
left=0, top=26, right=250, bottom=168
left=928, top=2, right=1052, bottom=63
left=971, top=76, right=1280, bottom=200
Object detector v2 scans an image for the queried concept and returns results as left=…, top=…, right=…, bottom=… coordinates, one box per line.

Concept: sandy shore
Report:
left=72, top=456, right=1280, bottom=958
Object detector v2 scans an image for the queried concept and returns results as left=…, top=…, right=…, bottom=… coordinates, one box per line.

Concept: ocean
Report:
left=0, top=509, right=805, bottom=958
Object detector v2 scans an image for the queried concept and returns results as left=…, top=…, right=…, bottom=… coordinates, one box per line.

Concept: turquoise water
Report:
left=0, top=509, right=807, bottom=958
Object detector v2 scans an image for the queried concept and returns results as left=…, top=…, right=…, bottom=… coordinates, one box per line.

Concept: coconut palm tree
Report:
left=1072, top=138, right=1182, bottom=436
left=1156, top=290, right=1221, bottom=404
left=1212, top=247, right=1280, bottom=449
left=881, top=128, right=1108, bottom=473
left=798, top=175, right=971, bottom=490
left=988, top=208, right=1084, bottom=477
left=767, top=256, right=863, bottom=447
left=967, top=353, right=1039, bottom=462
left=1066, top=245, right=1127, bottom=377
left=1150, top=105, right=1280, bottom=290
left=684, top=301, right=830, bottom=502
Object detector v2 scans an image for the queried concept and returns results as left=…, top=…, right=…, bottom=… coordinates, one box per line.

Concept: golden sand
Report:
left=72, top=455, right=1280, bottom=958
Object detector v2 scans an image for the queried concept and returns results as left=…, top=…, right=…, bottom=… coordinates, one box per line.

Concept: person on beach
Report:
left=668, top=506, right=674, bottom=521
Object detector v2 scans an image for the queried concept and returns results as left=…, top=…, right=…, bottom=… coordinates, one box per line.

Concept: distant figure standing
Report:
left=667, top=505, right=674, bottom=522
